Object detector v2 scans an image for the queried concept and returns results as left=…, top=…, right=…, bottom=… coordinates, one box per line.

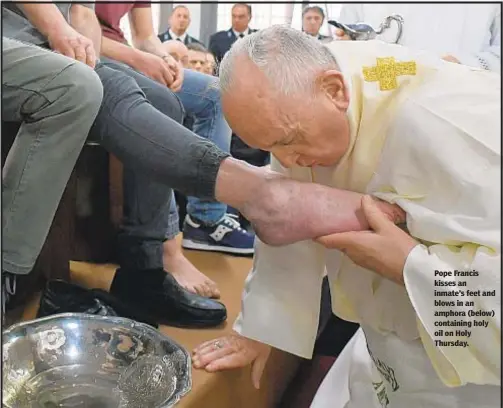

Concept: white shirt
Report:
left=233, top=28, right=251, bottom=39
left=339, top=3, right=501, bottom=72
left=169, top=28, right=187, bottom=43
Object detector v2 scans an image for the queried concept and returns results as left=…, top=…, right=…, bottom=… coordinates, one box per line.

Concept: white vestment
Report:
left=234, top=40, right=501, bottom=407
left=339, top=3, right=501, bottom=72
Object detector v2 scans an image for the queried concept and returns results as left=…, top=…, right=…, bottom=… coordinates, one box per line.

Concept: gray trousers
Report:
left=89, top=61, right=228, bottom=271
left=2, top=37, right=103, bottom=275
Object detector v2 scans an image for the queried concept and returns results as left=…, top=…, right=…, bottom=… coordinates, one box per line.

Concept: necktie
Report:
left=176, top=38, right=182, bottom=42
left=239, top=33, right=245, bottom=38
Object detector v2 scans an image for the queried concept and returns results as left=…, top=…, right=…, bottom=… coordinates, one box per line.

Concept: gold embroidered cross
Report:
left=363, top=57, right=417, bottom=91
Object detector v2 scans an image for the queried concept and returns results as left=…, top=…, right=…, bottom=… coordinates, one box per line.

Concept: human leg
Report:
left=176, top=69, right=230, bottom=224
left=88, top=63, right=226, bottom=326
left=91, top=59, right=202, bottom=271
left=1, top=37, right=102, bottom=308
left=176, top=69, right=255, bottom=255
left=97, top=58, right=219, bottom=299
left=163, top=194, right=220, bottom=299
left=89, top=63, right=228, bottom=198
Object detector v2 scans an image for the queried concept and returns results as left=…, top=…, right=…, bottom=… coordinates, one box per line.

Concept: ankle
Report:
left=242, top=176, right=290, bottom=246
left=163, top=235, right=184, bottom=257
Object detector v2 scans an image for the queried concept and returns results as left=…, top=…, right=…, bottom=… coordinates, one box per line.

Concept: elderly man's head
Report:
left=161, top=40, right=189, bottom=67
left=219, top=26, right=350, bottom=168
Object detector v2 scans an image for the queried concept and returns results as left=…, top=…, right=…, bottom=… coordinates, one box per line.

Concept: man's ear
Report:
left=316, top=70, right=350, bottom=111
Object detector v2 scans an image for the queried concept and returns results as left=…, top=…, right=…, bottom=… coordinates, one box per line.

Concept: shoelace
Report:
left=2, top=273, right=17, bottom=320
left=222, top=214, right=248, bottom=234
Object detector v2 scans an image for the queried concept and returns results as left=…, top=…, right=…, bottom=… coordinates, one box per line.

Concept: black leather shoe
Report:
left=109, top=268, right=227, bottom=328
left=37, top=280, right=158, bottom=327
left=38, top=280, right=117, bottom=318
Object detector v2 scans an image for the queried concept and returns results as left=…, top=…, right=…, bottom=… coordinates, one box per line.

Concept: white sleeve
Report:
left=457, top=6, right=501, bottom=73
left=371, top=92, right=501, bottom=385
left=233, top=160, right=326, bottom=359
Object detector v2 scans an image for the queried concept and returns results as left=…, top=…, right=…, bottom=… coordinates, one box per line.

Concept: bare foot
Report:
left=163, top=237, right=221, bottom=299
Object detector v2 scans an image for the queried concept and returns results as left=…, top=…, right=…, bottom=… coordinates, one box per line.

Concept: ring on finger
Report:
left=213, top=340, right=224, bottom=350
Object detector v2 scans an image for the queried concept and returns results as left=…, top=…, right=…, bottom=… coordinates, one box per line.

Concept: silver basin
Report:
left=2, top=313, right=192, bottom=407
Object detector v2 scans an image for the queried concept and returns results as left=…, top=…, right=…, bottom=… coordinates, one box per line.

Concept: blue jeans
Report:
left=176, top=69, right=231, bottom=227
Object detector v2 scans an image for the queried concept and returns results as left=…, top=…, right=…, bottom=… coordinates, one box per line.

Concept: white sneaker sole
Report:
left=182, top=239, right=254, bottom=255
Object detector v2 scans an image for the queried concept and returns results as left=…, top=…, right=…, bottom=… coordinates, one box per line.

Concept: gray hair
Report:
left=219, top=25, right=337, bottom=97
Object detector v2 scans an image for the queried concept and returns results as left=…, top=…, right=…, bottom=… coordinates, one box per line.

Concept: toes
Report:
left=194, top=283, right=211, bottom=298
left=206, top=281, right=221, bottom=299
left=183, top=283, right=198, bottom=295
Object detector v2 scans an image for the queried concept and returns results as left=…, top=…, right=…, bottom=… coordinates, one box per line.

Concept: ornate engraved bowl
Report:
left=3, top=313, right=192, bottom=407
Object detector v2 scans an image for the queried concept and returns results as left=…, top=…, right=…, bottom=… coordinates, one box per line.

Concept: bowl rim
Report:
left=2, top=312, right=192, bottom=408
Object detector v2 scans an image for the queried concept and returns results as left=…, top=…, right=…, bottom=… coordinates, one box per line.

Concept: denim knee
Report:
left=95, top=64, right=184, bottom=124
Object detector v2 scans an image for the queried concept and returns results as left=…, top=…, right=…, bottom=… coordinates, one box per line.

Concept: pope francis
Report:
left=192, top=26, right=501, bottom=407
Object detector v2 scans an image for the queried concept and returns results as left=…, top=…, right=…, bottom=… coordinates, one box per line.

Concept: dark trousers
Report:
left=89, top=61, right=227, bottom=270
left=314, top=277, right=360, bottom=357
left=231, top=133, right=270, bottom=167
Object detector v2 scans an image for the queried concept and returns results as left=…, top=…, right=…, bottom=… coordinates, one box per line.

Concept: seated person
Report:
left=161, top=40, right=241, bottom=257
left=3, top=6, right=406, bottom=335
left=94, top=2, right=255, bottom=263
left=161, top=40, right=216, bottom=77
left=2, top=35, right=102, bottom=317
left=185, top=43, right=217, bottom=76
left=161, top=39, right=189, bottom=66
left=203, top=51, right=217, bottom=76
left=2, top=2, right=227, bottom=322
left=186, top=42, right=210, bottom=73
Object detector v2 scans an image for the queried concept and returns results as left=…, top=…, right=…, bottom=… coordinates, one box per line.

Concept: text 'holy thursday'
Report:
left=431, top=269, right=497, bottom=348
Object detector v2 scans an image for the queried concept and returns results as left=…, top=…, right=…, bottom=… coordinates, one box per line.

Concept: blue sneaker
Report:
left=182, top=214, right=255, bottom=255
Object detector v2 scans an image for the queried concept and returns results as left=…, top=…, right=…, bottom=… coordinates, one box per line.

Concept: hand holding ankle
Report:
left=242, top=176, right=406, bottom=246
left=214, top=158, right=405, bottom=246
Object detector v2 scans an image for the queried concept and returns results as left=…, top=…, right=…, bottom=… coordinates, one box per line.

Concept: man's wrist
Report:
left=135, top=36, right=167, bottom=59
left=124, top=47, right=146, bottom=68
left=43, top=21, right=68, bottom=38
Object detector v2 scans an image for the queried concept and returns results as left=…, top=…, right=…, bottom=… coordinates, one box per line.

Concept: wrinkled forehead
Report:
left=222, top=90, right=286, bottom=149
